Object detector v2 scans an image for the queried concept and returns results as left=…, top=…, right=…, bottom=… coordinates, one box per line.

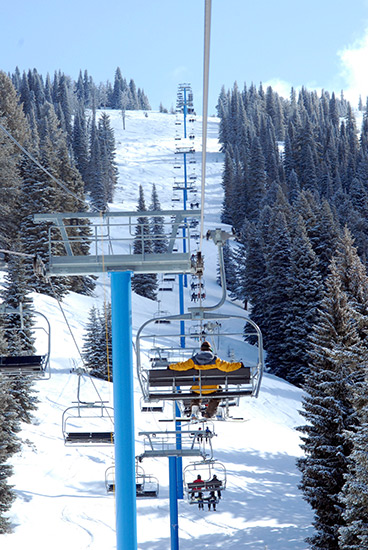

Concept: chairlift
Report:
left=140, top=396, right=164, bottom=413
left=105, top=465, right=115, bottom=493
left=136, top=313, right=263, bottom=403
left=175, top=145, right=195, bottom=154
left=136, top=230, right=263, bottom=420
left=62, top=402, right=114, bottom=446
left=154, top=311, right=171, bottom=325
left=154, top=300, right=171, bottom=324
left=163, top=274, right=176, bottom=282
left=105, top=464, right=159, bottom=497
left=0, top=305, right=51, bottom=379
left=183, top=459, right=226, bottom=505
left=136, top=463, right=159, bottom=498
left=137, top=426, right=212, bottom=459
left=158, top=282, right=174, bottom=292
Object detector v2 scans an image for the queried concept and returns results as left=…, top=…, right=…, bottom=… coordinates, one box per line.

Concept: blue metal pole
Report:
left=175, top=403, right=183, bottom=499
left=179, top=274, right=185, bottom=349
left=169, top=456, right=179, bottom=550
left=111, top=271, right=137, bottom=550
left=183, top=87, right=187, bottom=139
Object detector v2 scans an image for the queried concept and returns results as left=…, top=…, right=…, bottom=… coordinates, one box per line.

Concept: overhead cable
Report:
left=199, top=0, right=212, bottom=251
left=0, top=122, right=89, bottom=209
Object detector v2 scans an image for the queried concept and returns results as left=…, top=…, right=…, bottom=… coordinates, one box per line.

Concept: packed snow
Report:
left=1, top=110, right=313, bottom=549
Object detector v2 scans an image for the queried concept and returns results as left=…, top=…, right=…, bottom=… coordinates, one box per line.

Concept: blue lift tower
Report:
left=174, top=82, right=197, bottom=347
left=173, top=83, right=199, bottom=518
left=33, top=209, right=201, bottom=550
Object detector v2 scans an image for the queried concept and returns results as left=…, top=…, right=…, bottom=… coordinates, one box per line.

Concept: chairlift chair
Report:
left=136, top=313, right=264, bottom=404
left=136, top=469, right=159, bottom=498
left=62, top=402, right=114, bottom=446
left=105, top=464, right=159, bottom=497
left=105, top=465, right=115, bottom=493
left=0, top=306, right=51, bottom=379
left=183, top=459, right=226, bottom=504
left=140, top=396, right=164, bottom=413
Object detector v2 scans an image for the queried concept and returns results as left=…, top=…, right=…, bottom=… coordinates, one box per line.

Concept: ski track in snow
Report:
left=1, top=110, right=313, bottom=549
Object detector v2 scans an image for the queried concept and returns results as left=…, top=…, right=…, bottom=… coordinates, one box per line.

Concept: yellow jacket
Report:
left=169, top=357, right=243, bottom=372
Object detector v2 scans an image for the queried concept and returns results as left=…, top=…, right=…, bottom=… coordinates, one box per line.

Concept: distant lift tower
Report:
left=34, top=209, right=201, bottom=550
left=174, top=83, right=197, bottom=348
left=173, top=84, right=198, bottom=506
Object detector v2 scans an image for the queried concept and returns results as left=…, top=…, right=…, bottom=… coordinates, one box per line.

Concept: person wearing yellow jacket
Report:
left=169, top=341, right=244, bottom=418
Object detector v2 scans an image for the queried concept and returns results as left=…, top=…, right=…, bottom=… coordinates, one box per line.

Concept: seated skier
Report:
left=169, top=341, right=244, bottom=418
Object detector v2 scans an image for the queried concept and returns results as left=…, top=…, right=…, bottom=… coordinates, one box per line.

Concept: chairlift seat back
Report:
left=147, top=366, right=252, bottom=399
left=0, top=354, right=47, bottom=374
left=64, top=431, right=114, bottom=445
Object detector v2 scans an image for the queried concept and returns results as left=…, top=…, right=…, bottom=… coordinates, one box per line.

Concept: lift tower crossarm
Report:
left=33, top=210, right=202, bottom=277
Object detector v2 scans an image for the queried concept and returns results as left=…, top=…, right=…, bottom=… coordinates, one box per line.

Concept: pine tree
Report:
left=86, top=112, right=104, bottom=210
left=1, top=252, right=39, bottom=423
left=297, top=260, right=360, bottom=550
left=0, top=376, right=21, bottom=533
left=97, top=112, right=118, bottom=203
left=72, top=104, right=89, bottom=182
left=82, top=306, right=100, bottom=373
left=128, top=79, right=139, bottom=110
left=0, top=71, right=30, bottom=250
left=262, top=210, right=293, bottom=377
left=282, top=216, right=323, bottom=385
left=297, top=229, right=368, bottom=549
left=339, top=399, right=368, bottom=549
left=238, top=213, right=268, bottom=337
left=221, top=147, right=235, bottom=225
left=82, top=304, right=112, bottom=381
left=54, top=74, right=73, bottom=143
left=149, top=184, right=168, bottom=253
left=131, top=186, right=157, bottom=300
left=245, top=136, right=266, bottom=222
left=111, top=67, right=125, bottom=109
left=216, top=241, right=238, bottom=298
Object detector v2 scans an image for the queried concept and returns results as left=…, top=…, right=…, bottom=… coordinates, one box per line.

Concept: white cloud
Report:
left=262, top=78, right=322, bottom=101
left=262, top=78, right=293, bottom=99
left=338, top=29, right=368, bottom=105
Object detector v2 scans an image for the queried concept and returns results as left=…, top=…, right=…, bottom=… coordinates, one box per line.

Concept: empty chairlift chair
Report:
left=62, top=403, right=115, bottom=446
left=105, top=464, right=159, bottom=497
left=0, top=306, right=51, bottom=379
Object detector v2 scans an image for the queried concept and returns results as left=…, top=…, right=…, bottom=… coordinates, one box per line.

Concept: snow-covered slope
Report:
left=2, top=110, right=313, bottom=550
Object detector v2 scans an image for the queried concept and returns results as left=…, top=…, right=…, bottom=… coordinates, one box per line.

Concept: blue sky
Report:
left=2, top=0, right=368, bottom=113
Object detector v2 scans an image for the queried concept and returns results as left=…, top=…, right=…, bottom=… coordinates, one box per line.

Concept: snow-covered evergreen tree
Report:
left=338, top=405, right=368, bottom=549
left=131, top=186, right=157, bottom=300
left=0, top=252, right=39, bottom=423
left=282, top=215, right=323, bottom=385
left=0, top=71, right=29, bottom=251
left=149, top=184, right=168, bottom=254
left=97, top=112, right=118, bottom=204
left=82, top=304, right=112, bottom=381
left=262, top=210, right=293, bottom=377
left=0, top=376, right=21, bottom=533
left=298, top=256, right=364, bottom=549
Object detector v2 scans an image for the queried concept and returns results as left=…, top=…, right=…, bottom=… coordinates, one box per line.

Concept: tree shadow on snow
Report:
left=138, top=450, right=313, bottom=550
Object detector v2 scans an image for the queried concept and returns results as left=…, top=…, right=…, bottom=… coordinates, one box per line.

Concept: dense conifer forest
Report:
left=217, top=82, right=368, bottom=548
left=0, top=66, right=151, bottom=532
